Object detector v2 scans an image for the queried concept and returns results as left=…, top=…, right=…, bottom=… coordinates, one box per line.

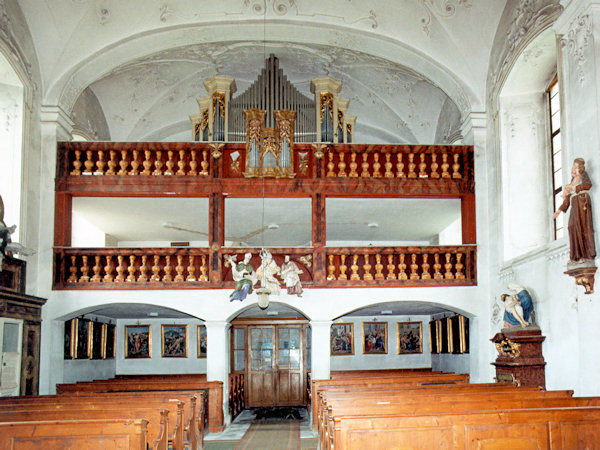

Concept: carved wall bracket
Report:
left=565, top=263, right=596, bottom=294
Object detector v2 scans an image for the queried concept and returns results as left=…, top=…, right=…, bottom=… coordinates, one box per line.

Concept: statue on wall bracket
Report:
left=500, top=283, right=536, bottom=330
left=0, top=194, right=34, bottom=271
left=553, top=158, right=597, bottom=294
left=243, top=108, right=297, bottom=179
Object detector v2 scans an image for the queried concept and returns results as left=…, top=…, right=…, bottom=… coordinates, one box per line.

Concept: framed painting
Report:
left=90, top=321, right=104, bottom=360
left=429, top=320, right=438, bottom=354
left=104, top=323, right=116, bottom=359
left=197, top=325, right=207, bottom=358
left=330, top=323, right=354, bottom=356
left=75, top=318, right=91, bottom=359
left=64, top=318, right=75, bottom=359
left=162, top=324, right=188, bottom=358
left=362, top=321, right=387, bottom=354
left=125, top=324, right=152, bottom=359
left=397, top=321, right=423, bottom=354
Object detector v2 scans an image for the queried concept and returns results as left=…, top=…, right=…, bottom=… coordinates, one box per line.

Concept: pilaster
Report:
left=205, top=320, right=231, bottom=424
left=309, top=320, right=332, bottom=380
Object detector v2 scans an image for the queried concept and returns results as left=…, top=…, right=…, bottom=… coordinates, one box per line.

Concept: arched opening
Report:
left=332, top=301, right=472, bottom=375
left=56, top=303, right=205, bottom=383
left=0, top=50, right=25, bottom=235
left=229, top=302, right=310, bottom=408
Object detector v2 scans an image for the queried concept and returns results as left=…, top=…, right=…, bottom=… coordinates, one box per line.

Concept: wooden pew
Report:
left=0, top=418, right=149, bottom=450
left=0, top=392, right=204, bottom=449
left=56, top=379, right=223, bottom=432
left=329, top=406, right=600, bottom=449
left=330, top=368, right=435, bottom=378
left=311, top=372, right=469, bottom=424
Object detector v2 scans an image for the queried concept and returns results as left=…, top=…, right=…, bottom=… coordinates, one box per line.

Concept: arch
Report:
left=333, top=300, right=476, bottom=321
left=226, top=301, right=311, bottom=323
left=45, top=20, right=478, bottom=121
left=53, top=302, right=202, bottom=322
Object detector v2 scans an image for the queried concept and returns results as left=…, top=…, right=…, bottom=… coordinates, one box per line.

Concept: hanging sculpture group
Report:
left=226, top=251, right=303, bottom=309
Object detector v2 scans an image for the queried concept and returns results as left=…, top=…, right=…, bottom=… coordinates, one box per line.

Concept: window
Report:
left=548, top=76, right=563, bottom=239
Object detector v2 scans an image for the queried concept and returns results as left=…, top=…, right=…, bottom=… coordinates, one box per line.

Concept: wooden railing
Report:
left=228, top=373, right=245, bottom=420
left=53, top=246, right=476, bottom=289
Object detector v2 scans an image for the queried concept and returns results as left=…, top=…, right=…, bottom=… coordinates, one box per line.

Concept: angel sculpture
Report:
left=281, top=255, right=303, bottom=297
left=226, top=253, right=257, bottom=302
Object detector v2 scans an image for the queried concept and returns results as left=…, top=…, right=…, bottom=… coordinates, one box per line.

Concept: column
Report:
left=205, top=320, right=231, bottom=424
left=38, top=105, right=73, bottom=395
left=554, top=0, right=600, bottom=394
left=309, top=320, right=332, bottom=380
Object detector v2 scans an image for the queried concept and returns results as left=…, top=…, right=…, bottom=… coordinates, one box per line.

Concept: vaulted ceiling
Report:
left=17, top=0, right=507, bottom=143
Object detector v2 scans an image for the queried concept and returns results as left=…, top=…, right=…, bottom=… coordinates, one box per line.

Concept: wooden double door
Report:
left=233, top=321, right=308, bottom=407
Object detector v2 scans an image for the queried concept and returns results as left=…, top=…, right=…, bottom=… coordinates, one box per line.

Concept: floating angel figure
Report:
left=226, top=253, right=257, bottom=302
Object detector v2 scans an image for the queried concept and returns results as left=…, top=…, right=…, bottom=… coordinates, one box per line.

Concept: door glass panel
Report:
left=279, top=349, right=290, bottom=367
left=234, top=349, right=245, bottom=371
left=262, top=349, right=272, bottom=369
left=279, top=328, right=289, bottom=349
left=234, top=328, right=245, bottom=348
left=251, top=350, right=262, bottom=370
left=289, top=329, right=300, bottom=349
left=251, top=328, right=262, bottom=349
left=262, top=329, right=272, bottom=349
left=2, top=323, right=19, bottom=352
left=290, top=349, right=300, bottom=368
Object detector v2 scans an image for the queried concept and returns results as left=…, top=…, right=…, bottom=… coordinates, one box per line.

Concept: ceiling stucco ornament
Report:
left=242, top=0, right=377, bottom=29
left=0, top=2, right=33, bottom=83
left=97, top=6, right=111, bottom=25
left=487, top=0, right=562, bottom=107
left=560, top=13, right=592, bottom=85
left=419, top=0, right=472, bottom=35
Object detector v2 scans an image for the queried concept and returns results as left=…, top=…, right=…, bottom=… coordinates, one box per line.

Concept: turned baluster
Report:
left=386, top=254, right=396, bottom=280
left=444, top=253, right=454, bottom=279
left=418, top=153, right=428, bottom=178
left=67, top=256, right=78, bottom=283
left=163, top=256, right=173, bottom=282
left=71, top=150, right=82, bottom=175
left=326, top=152, right=335, bottom=177
left=141, top=150, right=152, bottom=175
left=118, top=150, right=129, bottom=175
left=138, top=255, right=149, bottom=282
left=396, top=153, right=405, bottom=177
left=409, top=254, right=419, bottom=280
left=150, top=255, right=161, bottom=282
left=106, top=150, right=117, bottom=175
left=441, top=153, right=450, bottom=178
left=384, top=153, right=393, bottom=178
left=348, top=152, right=358, bottom=177
left=129, top=150, right=140, bottom=175
left=83, top=150, right=94, bottom=174
left=176, top=150, right=186, bottom=175
left=186, top=255, right=197, bottom=281
left=91, top=256, right=102, bottom=282
left=455, top=253, right=465, bottom=279
left=360, top=152, right=370, bottom=177
left=153, top=151, right=164, bottom=175
left=174, top=255, right=185, bottom=282
left=363, top=254, right=373, bottom=280
left=200, top=150, right=209, bottom=176
left=164, top=150, right=175, bottom=175
left=433, top=253, right=443, bottom=280
left=327, top=255, right=336, bottom=280
left=452, top=153, right=462, bottom=179
left=188, top=150, right=198, bottom=175
left=397, top=253, right=408, bottom=280
left=407, top=153, right=417, bottom=178
left=374, top=254, right=384, bottom=280
left=94, top=151, right=105, bottom=175
left=115, top=255, right=126, bottom=282
left=421, top=253, right=431, bottom=279
left=337, top=152, right=347, bottom=177
left=126, top=255, right=137, bottom=282
left=198, top=255, right=208, bottom=282
left=430, top=153, right=440, bottom=178
left=350, top=254, right=360, bottom=280
left=338, top=254, right=348, bottom=280
left=103, top=256, right=114, bottom=282
left=79, top=256, right=90, bottom=282
left=372, top=153, right=382, bottom=177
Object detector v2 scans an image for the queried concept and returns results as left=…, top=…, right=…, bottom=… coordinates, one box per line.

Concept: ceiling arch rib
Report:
left=45, top=21, right=477, bottom=122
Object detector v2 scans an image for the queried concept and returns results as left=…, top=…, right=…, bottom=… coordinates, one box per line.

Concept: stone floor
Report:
left=205, top=407, right=318, bottom=442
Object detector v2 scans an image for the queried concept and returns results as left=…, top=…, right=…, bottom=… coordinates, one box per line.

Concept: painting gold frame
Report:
left=125, top=324, right=152, bottom=359
left=197, top=325, right=207, bottom=358
left=161, top=324, right=188, bottom=358
left=362, top=321, right=387, bottom=354
left=397, top=321, right=423, bottom=354
left=330, top=323, right=354, bottom=356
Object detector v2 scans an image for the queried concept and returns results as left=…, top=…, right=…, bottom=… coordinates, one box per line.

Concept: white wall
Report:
left=330, top=315, right=432, bottom=371
left=63, top=359, right=116, bottom=383
left=431, top=353, right=470, bottom=374
left=116, top=318, right=207, bottom=375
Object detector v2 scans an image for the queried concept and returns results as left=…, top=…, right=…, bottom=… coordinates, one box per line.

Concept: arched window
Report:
left=547, top=76, right=563, bottom=239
